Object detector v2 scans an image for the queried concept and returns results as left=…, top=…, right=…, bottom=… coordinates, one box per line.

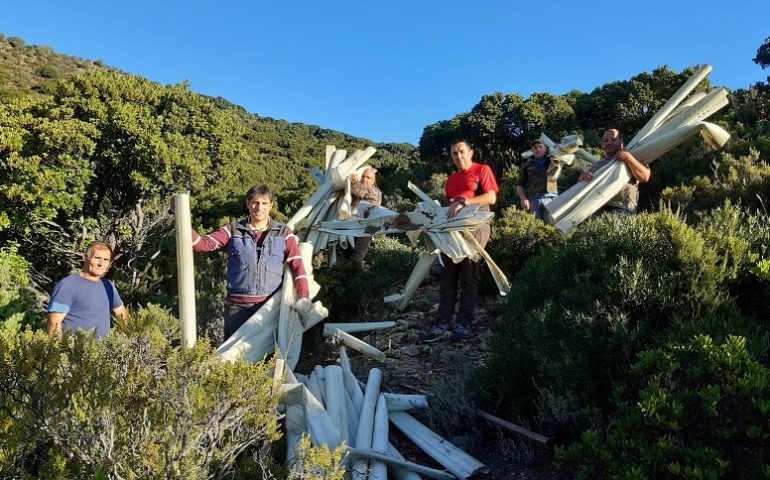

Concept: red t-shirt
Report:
left=445, top=162, right=499, bottom=203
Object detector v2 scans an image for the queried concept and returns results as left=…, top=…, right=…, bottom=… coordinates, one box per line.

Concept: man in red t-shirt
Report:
left=424, top=139, right=499, bottom=342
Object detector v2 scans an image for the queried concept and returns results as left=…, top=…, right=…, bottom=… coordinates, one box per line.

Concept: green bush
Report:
left=7, top=36, right=25, bottom=48
left=557, top=335, right=770, bottom=479
left=661, top=150, right=770, bottom=213
left=425, top=351, right=478, bottom=437
left=474, top=210, right=750, bottom=441
left=693, top=203, right=770, bottom=323
left=288, top=436, right=346, bottom=480
left=0, top=244, right=40, bottom=332
left=316, top=235, right=417, bottom=321
left=496, top=164, right=520, bottom=210
left=481, top=207, right=563, bottom=294
left=36, top=65, right=58, bottom=79
left=114, top=302, right=182, bottom=343
left=0, top=326, right=279, bottom=478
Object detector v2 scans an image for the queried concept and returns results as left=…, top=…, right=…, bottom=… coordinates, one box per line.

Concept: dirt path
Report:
left=297, top=281, right=569, bottom=479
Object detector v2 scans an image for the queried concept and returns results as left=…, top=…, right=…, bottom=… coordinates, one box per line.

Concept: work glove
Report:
left=292, top=297, right=313, bottom=326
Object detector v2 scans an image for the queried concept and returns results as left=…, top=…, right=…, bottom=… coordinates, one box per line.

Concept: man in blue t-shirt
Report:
left=47, top=241, right=128, bottom=338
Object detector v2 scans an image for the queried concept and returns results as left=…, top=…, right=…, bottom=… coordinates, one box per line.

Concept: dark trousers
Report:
left=436, top=224, right=491, bottom=326
left=224, top=301, right=266, bottom=340
left=344, top=236, right=373, bottom=261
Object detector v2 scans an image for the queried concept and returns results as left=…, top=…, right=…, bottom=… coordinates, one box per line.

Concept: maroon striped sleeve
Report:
left=283, top=227, right=310, bottom=299
left=192, top=223, right=233, bottom=252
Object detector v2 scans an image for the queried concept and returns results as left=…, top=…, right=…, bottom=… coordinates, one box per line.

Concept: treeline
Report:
left=0, top=34, right=424, bottom=325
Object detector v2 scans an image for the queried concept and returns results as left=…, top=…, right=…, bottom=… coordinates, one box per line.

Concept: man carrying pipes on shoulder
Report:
left=578, top=129, right=650, bottom=214
left=192, top=185, right=311, bottom=340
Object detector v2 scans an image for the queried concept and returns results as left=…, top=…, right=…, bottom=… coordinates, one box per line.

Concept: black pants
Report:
left=344, top=236, right=373, bottom=261
left=436, top=224, right=491, bottom=326
left=224, top=300, right=267, bottom=340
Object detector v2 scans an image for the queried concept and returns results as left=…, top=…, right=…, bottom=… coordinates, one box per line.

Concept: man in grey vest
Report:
left=192, top=185, right=311, bottom=340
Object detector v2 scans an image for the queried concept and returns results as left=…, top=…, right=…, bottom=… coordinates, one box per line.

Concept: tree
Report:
left=0, top=70, right=253, bottom=296
left=574, top=65, right=708, bottom=137
left=419, top=91, right=579, bottom=174
left=753, top=36, right=770, bottom=69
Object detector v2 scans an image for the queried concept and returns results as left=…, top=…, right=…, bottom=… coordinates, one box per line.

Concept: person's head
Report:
left=82, top=241, right=113, bottom=279
left=531, top=140, right=548, bottom=159
left=602, top=129, right=624, bottom=158
left=450, top=139, right=474, bottom=172
left=245, top=185, right=274, bottom=225
left=360, top=168, right=377, bottom=188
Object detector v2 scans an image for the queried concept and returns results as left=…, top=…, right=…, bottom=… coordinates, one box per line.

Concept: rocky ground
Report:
left=297, top=279, right=570, bottom=480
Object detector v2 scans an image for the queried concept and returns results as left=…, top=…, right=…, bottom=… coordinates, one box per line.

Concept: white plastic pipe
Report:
left=174, top=193, right=196, bottom=348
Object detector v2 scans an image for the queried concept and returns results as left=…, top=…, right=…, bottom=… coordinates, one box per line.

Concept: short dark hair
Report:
left=245, top=185, right=273, bottom=202
left=531, top=139, right=545, bottom=147
left=449, top=138, right=473, bottom=150
left=84, top=241, right=113, bottom=260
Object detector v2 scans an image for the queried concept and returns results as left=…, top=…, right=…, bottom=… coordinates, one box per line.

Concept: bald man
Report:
left=347, top=168, right=383, bottom=261
left=578, top=129, right=650, bottom=213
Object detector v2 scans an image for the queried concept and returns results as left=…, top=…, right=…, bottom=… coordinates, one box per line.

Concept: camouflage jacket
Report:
left=515, top=157, right=560, bottom=198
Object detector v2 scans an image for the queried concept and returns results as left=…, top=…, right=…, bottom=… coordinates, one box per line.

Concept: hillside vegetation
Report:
left=1, top=32, right=770, bottom=478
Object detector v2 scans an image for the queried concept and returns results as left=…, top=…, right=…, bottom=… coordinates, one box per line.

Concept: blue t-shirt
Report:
left=48, top=274, right=123, bottom=338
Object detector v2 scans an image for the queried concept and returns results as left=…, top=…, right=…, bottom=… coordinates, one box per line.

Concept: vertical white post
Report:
left=174, top=193, right=196, bottom=348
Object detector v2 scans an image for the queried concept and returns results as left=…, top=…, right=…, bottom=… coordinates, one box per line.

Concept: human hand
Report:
left=292, top=297, right=313, bottom=326
left=520, top=198, right=530, bottom=211
left=447, top=200, right=464, bottom=219
left=579, top=171, right=593, bottom=182
left=616, top=150, right=632, bottom=164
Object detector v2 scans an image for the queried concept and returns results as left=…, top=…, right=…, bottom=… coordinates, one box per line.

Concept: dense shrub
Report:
left=288, top=436, right=346, bottom=480
left=7, top=36, right=25, bottom=48
left=0, top=324, right=279, bottom=478
left=661, top=150, right=770, bottom=213
left=425, top=351, right=478, bottom=437
left=474, top=210, right=754, bottom=441
left=481, top=207, right=563, bottom=294
left=35, top=65, right=58, bottom=79
left=557, top=335, right=770, bottom=479
left=114, top=302, right=182, bottom=343
left=316, top=235, right=418, bottom=320
left=693, top=203, right=770, bottom=324
left=496, top=164, right=520, bottom=210
left=0, top=244, right=40, bottom=332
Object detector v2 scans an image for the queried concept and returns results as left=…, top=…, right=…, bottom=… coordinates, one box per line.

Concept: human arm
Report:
left=447, top=190, right=497, bottom=218
left=47, top=312, right=66, bottom=337
left=284, top=229, right=310, bottom=299
left=515, top=185, right=530, bottom=210
left=578, top=169, right=594, bottom=182
left=192, top=224, right=233, bottom=253
left=112, top=305, right=128, bottom=321
left=616, top=150, right=650, bottom=183
left=350, top=182, right=383, bottom=206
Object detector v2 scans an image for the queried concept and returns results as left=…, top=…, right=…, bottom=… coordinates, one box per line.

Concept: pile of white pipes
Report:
left=276, top=347, right=490, bottom=479
left=177, top=144, right=510, bottom=477
left=545, top=64, right=731, bottom=234
left=321, top=182, right=511, bottom=311
left=287, top=145, right=379, bottom=266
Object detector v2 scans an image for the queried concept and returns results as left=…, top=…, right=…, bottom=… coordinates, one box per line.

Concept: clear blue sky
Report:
left=4, top=1, right=769, bottom=145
